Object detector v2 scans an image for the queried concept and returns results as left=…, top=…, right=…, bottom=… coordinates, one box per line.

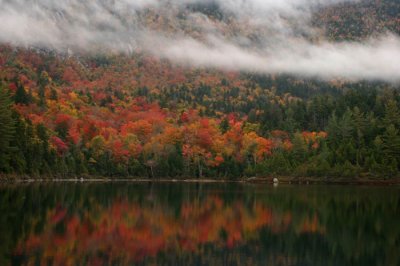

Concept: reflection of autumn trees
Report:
left=15, top=197, right=325, bottom=264
left=2, top=184, right=399, bottom=265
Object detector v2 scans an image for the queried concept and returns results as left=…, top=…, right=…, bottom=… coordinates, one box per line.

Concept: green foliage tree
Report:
left=382, top=125, right=400, bottom=167
left=383, top=100, right=400, bottom=128
left=0, top=85, right=15, bottom=172
left=14, top=83, right=31, bottom=105
left=38, top=71, right=50, bottom=108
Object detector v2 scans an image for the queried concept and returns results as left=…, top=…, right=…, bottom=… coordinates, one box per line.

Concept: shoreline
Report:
left=1, top=175, right=400, bottom=185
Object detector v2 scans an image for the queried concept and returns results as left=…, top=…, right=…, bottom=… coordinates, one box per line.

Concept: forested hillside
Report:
left=0, top=0, right=399, bottom=179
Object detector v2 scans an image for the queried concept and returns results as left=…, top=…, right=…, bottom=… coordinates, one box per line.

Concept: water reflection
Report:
left=0, top=183, right=399, bottom=265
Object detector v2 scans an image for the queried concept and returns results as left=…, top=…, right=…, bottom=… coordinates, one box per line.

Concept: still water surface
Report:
left=0, top=183, right=399, bottom=265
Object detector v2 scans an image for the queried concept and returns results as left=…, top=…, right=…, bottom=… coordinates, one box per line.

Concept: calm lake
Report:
left=0, top=182, right=399, bottom=266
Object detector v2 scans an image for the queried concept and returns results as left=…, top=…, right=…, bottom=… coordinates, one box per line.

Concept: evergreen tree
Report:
left=50, top=88, right=58, bottom=101
left=291, top=132, right=307, bottom=164
left=383, top=100, right=400, bottom=128
left=38, top=71, right=50, bottom=107
left=338, top=109, right=354, bottom=141
left=0, top=85, right=16, bottom=172
left=382, top=124, right=400, bottom=164
left=287, top=108, right=299, bottom=132
left=219, top=118, right=230, bottom=133
left=9, top=112, right=27, bottom=173
left=14, top=83, right=30, bottom=105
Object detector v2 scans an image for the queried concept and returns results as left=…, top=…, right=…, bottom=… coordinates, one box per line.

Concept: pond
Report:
left=0, top=182, right=399, bottom=265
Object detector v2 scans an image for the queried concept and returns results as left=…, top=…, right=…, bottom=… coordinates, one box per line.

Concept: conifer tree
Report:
left=382, top=124, right=400, bottom=164
left=0, top=85, right=16, bottom=172
left=383, top=100, right=400, bottom=128
left=14, top=83, right=30, bottom=105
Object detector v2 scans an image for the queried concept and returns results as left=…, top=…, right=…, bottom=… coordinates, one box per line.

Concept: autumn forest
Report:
left=0, top=45, right=399, bottom=180
left=0, top=0, right=400, bottom=180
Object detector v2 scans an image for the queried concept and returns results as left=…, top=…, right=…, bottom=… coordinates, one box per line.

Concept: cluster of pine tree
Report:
left=250, top=101, right=400, bottom=179
left=0, top=85, right=72, bottom=177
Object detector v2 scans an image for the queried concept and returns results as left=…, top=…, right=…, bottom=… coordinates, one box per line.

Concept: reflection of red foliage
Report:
left=50, top=206, right=67, bottom=224
left=301, top=215, right=325, bottom=234
left=15, top=197, right=309, bottom=264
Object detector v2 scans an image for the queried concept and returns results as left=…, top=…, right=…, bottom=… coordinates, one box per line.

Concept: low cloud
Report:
left=0, top=0, right=399, bottom=82
left=148, top=33, right=400, bottom=82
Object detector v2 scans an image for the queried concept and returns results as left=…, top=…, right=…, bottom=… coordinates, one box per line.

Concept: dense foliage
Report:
left=0, top=0, right=399, bottom=179
left=0, top=44, right=399, bottom=179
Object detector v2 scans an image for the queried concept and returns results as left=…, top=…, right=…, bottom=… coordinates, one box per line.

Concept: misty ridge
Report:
left=0, top=0, right=399, bottom=82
